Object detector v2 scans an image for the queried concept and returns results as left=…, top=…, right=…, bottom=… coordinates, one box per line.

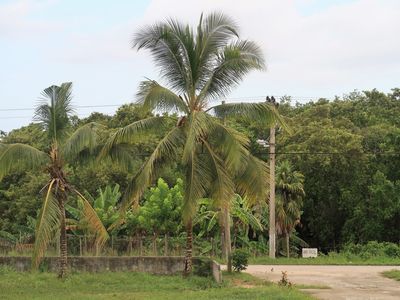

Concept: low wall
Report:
left=0, top=256, right=222, bottom=282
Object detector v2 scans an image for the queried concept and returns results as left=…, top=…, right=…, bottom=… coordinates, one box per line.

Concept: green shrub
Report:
left=342, top=241, right=400, bottom=259
left=232, top=249, right=249, bottom=272
left=193, top=257, right=212, bottom=277
left=383, top=243, right=400, bottom=258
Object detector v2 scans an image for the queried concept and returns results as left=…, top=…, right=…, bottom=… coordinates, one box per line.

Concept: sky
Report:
left=1, top=0, right=399, bottom=132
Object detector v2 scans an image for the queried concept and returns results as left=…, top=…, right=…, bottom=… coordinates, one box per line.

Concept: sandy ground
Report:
left=244, top=265, right=400, bottom=300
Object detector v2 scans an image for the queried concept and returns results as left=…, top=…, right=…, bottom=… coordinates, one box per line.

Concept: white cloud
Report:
left=136, top=0, right=400, bottom=97
left=0, top=0, right=61, bottom=38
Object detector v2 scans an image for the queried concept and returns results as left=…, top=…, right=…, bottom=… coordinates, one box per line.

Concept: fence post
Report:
left=164, top=234, right=168, bottom=256
left=79, top=236, right=82, bottom=256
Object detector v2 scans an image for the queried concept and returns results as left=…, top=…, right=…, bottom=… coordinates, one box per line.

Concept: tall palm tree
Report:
left=275, top=160, right=305, bottom=258
left=0, top=82, right=108, bottom=277
left=102, top=12, right=285, bottom=274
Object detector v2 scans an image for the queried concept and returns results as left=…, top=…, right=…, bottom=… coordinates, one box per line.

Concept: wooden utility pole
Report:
left=269, top=125, right=276, bottom=258
left=221, top=100, right=232, bottom=272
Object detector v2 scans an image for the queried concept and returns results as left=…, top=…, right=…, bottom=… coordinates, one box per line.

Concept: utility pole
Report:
left=269, top=125, right=276, bottom=258
left=221, top=101, right=232, bottom=272
left=266, top=96, right=277, bottom=259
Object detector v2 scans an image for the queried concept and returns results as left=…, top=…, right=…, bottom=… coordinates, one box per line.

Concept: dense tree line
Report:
left=1, top=88, right=399, bottom=254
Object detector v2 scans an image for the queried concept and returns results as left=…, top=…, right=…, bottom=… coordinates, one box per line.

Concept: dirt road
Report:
left=245, top=265, right=400, bottom=300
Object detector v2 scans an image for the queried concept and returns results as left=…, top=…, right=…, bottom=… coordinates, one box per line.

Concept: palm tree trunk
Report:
left=58, top=193, right=67, bottom=278
left=183, top=219, right=193, bottom=276
left=220, top=226, right=226, bottom=259
left=223, top=207, right=232, bottom=272
left=286, top=232, right=290, bottom=258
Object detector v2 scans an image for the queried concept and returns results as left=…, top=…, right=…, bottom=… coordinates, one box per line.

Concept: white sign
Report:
left=302, top=248, right=318, bottom=258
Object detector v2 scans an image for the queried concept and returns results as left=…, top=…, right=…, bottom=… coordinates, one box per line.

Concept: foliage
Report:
left=232, top=249, right=250, bottom=272
left=2, top=80, right=400, bottom=259
left=342, top=241, right=400, bottom=259
left=138, top=178, right=183, bottom=235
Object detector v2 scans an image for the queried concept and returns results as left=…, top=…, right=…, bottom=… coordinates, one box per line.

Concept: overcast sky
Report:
left=1, top=0, right=399, bottom=132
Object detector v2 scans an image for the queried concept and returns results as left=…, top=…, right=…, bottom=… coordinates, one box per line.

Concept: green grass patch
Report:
left=295, top=284, right=331, bottom=290
left=382, top=270, right=400, bottom=281
left=248, top=255, right=400, bottom=265
left=0, top=267, right=312, bottom=300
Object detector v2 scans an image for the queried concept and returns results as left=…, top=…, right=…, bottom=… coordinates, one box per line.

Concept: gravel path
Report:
left=244, top=265, right=400, bottom=300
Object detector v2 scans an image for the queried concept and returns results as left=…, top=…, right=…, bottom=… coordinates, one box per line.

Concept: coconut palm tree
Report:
left=275, top=160, right=305, bottom=258
left=0, top=82, right=108, bottom=277
left=102, top=12, right=285, bottom=275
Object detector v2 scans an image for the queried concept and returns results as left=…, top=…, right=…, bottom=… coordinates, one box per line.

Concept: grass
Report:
left=382, top=270, right=400, bottom=281
left=295, top=284, right=331, bottom=290
left=0, top=267, right=313, bottom=300
left=248, top=255, right=400, bottom=265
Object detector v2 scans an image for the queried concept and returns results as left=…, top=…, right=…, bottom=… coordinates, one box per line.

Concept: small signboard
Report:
left=302, top=248, right=318, bottom=258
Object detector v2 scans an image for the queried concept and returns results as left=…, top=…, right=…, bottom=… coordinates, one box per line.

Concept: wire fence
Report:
left=0, top=234, right=227, bottom=258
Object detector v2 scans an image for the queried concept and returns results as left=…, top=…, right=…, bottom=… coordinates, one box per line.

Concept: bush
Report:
left=342, top=241, right=400, bottom=259
left=193, top=257, right=212, bottom=277
left=232, top=249, right=249, bottom=272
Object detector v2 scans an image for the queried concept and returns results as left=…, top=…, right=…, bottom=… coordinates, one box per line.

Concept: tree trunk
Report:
left=183, top=219, right=193, bottom=276
left=286, top=232, right=290, bottom=258
left=223, top=207, right=232, bottom=273
left=58, top=193, right=67, bottom=278
left=221, top=227, right=226, bottom=259
left=138, top=233, right=143, bottom=256
left=164, top=233, right=168, bottom=256
left=152, top=233, right=157, bottom=256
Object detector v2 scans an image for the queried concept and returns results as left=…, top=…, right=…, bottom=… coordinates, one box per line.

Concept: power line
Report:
left=0, top=104, right=124, bottom=112
left=0, top=95, right=335, bottom=113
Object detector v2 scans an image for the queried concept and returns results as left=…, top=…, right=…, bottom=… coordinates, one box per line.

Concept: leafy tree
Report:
left=0, top=83, right=108, bottom=277
left=102, top=12, right=283, bottom=274
left=342, top=171, right=400, bottom=243
left=275, top=161, right=305, bottom=257
left=138, top=178, right=183, bottom=255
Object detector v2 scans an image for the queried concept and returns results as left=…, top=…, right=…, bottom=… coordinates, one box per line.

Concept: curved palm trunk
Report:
left=285, top=232, right=290, bottom=259
left=183, top=219, right=193, bottom=276
left=223, top=207, right=232, bottom=272
left=58, top=192, right=68, bottom=278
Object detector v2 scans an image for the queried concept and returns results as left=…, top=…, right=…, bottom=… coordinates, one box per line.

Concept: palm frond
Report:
left=118, top=126, right=185, bottom=215
left=195, top=12, right=239, bottom=92
left=200, top=138, right=235, bottom=208
left=0, top=143, right=49, bottom=180
left=137, top=80, right=189, bottom=113
left=182, top=111, right=215, bottom=163
left=62, top=122, right=105, bottom=161
left=198, top=40, right=265, bottom=101
left=182, top=147, right=211, bottom=224
left=34, top=82, right=74, bottom=142
left=74, top=189, right=109, bottom=252
left=132, top=21, right=191, bottom=93
left=100, top=116, right=168, bottom=159
left=32, top=179, right=60, bottom=269
left=207, top=102, right=289, bottom=132
left=206, top=120, right=250, bottom=173
left=235, top=154, right=269, bottom=205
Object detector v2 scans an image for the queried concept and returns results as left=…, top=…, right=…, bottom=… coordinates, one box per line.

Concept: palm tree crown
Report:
left=0, top=82, right=108, bottom=277
left=103, top=12, right=286, bottom=274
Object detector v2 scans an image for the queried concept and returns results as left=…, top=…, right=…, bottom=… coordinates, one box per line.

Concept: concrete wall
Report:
left=0, top=256, right=222, bottom=282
